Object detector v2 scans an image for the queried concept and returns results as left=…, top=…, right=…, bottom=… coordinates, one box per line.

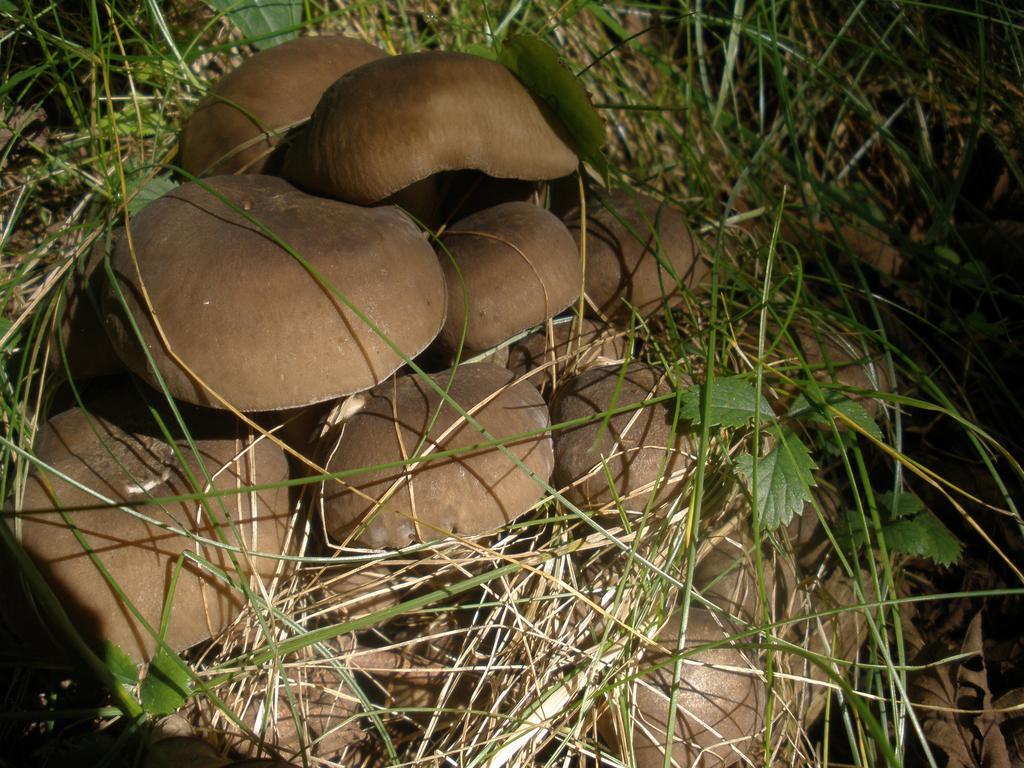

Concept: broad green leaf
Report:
left=140, top=648, right=192, bottom=715
left=497, top=33, right=606, bottom=176
left=103, top=642, right=139, bottom=686
left=681, top=376, right=775, bottom=428
left=882, top=511, right=962, bottom=566
left=0, top=0, right=16, bottom=14
left=876, top=490, right=924, bottom=520
left=840, top=491, right=961, bottom=566
left=205, top=0, right=300, bottom=50
left=788, top=390, right=883, bottom=441
left=735, top=430, right=817, bottom=529
left=127, top=173, right=178, bottom=215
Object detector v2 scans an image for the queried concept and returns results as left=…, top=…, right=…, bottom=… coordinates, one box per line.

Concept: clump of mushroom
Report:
left=7, top=26, right=893, bottom=768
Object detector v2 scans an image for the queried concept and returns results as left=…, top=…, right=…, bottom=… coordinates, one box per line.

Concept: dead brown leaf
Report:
left=0, top=106, right=48, bottom=166
left=910, top=611, right=1012, bottom=768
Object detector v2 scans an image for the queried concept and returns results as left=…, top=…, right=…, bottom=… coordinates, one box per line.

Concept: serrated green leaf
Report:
left=127, top=173, right=178, bottom=215
left=205, top=0, right=300, bottom=50
left=882, top=510, right=962, bottom=566
left=497, top=33, right=606, bottom=175
left=876, top=490, right=924, bottom=520
left=735, top=430, right=817, bottom=529
left=788, top=390, right=883, bottom=441
left=837, top=504, right=869, bottom=551
left=140, top=648, right=192, bottom=715
left=681, top=376, right=775, bottom=428
left=103, top=641, right=138, bottom=686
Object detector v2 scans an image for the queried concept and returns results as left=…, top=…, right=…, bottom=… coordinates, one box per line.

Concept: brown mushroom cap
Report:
left=785, top=486, right=837, bottom=572
left=103, top=175, right=446, bottom=411
left=436, top=202, right=582, bottom=354
left=320, top=363, right=552, bottom=549
left=763, top=325, right=892, bottom=419
left=506, top=317, right=627, bottom=382
left=147, top=735, right=301, bottom=768
left=3, top=395, right=294, bottom=663
left=598, top=608, right=765, bottom=768
left=550, top=363, right=693, bottom=510
left=692, top=522, right=798, bottom=623
left=565, top=189, right=709, bottom=320
left=229, top=641, right=363, bottom=760
left=371, top=617, right=471, bottom=719
left=782, top=566, right=871, bottom=726
left=792, top=329, right=891, bottom=416
left=283, top=51, right=578, bottom=205
left=695, top=498, right=871, bottom=728
left=180, top=35, right=386, bottom=177
left=692, top=529, right=764, bottom=621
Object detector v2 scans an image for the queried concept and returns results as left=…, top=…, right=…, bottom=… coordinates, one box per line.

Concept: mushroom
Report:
left=435, top=202, right=582, bottom=355
left=782, top=566, right=871, bottom=726
left=102, top=175, right=446, bottom=411
left=3, top=391, right=295, bottom=663
left=146, top=735, right=302, bottom=767
left=370, top=617, right=471, bottom=722
left=179, top=35, right=386, bottom=177
left=225, top=640, right=364, bottom=761
left=785, top=485, right=839, bottom=572
left=283, top=51, right=578, bottom=206
left=694, top=493, right=871, bottom=728
left=771, top=326, right=892, bottom=418
left=320, top=363, right=552, bottom=549
left=795, top=329, right=891, bottom=416
left=565, top=189, right=709, bottom=321
left=692, top=519, right=799, bottom=623
left=599, top=608, right=765, bottom=768
left=550, top=362, right=693, bottom=511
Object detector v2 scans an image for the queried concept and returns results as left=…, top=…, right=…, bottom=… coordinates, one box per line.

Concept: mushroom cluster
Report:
left=10, top=30, right=885, bottom=767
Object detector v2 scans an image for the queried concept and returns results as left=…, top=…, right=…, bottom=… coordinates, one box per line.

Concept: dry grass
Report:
left=2, top=2, right=1023, bottom=767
